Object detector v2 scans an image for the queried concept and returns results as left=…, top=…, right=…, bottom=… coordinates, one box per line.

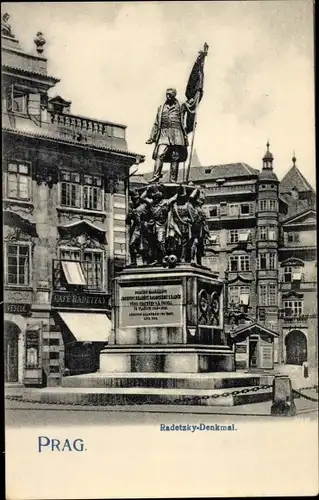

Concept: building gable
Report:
left=282, top=208, right=316, bottom=227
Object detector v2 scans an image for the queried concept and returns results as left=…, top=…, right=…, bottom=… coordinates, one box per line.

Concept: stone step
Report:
left=61, top=372, right=274, bottom=390
left=22, top=385, right=272, bottom=407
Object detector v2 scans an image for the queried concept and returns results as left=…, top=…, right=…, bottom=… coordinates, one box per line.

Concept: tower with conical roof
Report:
left=256, top=141, right=280, bottom=342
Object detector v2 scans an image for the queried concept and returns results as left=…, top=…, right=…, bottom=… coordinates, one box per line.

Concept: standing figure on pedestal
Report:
left=140, top=185, right=178, bottom=265
left=167, top=185, right=195, bottom=263
left=146, top=88, right=189, bottom=184
left=126, top=189, right=150, bottom=266
left=189, top=190, right=211, bottom=266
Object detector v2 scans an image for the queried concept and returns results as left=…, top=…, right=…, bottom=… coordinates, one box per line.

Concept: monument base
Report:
left=100, top=346, right=235, bottom=374
left=102, top=264, right=235, bottom=374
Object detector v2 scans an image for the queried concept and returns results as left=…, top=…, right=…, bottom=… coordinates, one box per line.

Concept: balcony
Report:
left=2, top=110, right=128, bottom=152
left=53, top=259, right=104, bottom=292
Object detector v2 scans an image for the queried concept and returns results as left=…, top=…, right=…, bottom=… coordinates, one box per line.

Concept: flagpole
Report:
left=185, top=105, right=198, bottom=183
left=185, top=43, right=209, bottom=184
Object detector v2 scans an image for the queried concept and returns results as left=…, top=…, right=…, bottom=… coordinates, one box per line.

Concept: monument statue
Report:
left=146, top=43, right=209, bottom=185
left=189, top=191, right=211, bottom=266
left=2, top=13, right=15, bottom=38
left=166, top=185, right=195, bottom=262
left=126, top=189, right=150, bottom=266
left=140, top=185, right=178, bottom=265
left=128, top=44, right=211, bottom=268
left=146, top=88, right=188, bottom=184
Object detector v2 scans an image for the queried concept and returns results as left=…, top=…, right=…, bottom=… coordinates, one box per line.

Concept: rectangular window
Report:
left=229, top=204, right=240, bottom=216
left=287, top=232, right=300, bottom=243
left=229, top=230, right=238, bottom=244
left=259, top=254, right=267, bottom=270
left=60, top=171, right=103, bottom=210
left=83, top=251, right=103, bottom=290
left=7, top=85, right=27, bottom=114
left=269, top=200, right=277, bottom=211
left=228, top=286, right=250, bottom=305
left=209, top=205, right=218, bottom=217
left=83, top=175, right=102, bottom=210
left=283, top=301, right=303, bottom=317
left=6, top=243, right=30, bottom=285
left=284, top=266, right=292, bottom=282
left=268, top=284, right=277, bottom=305
left=229, top=255, right=250, bottom=272
left=229, top=256, right=239, bottom=272
left=7, top=162, right=30, bottom=200
left=60, top=172, right=81, bottom=208
left=239, top=255, right=250, bottom=271
left=259, top=253, right=277, bottom=270
left=259, top=284, right=277, bottom=306
left=219, top=202, right=227, bottom=216
left=59, top=248, right=103, bottom=290
left=269, top=253, right=276, bottom=269
left=259, top=284, right=267, bottom=306
left=241, top=204, right=250, bottom=215
left=259, top=227, right=267, bottom=240
left=259, top=200, right=268, bottom=211
left=268, top=226, right=276, bottom=240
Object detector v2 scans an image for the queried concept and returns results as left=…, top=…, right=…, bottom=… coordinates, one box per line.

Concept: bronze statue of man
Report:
left=146, top=88, right=188, bottom=184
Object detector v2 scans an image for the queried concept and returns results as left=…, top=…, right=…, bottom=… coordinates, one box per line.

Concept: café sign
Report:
left=119, top=284, right=183, bottom=328
left=52, top=292, right=110, bottom=309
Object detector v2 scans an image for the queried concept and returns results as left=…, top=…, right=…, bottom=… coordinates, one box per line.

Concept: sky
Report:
left=3, top=1, right=316, bottom=186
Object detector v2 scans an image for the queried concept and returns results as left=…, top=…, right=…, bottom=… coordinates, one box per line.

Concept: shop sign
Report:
left=52, top=292, right=111, bottom=309
left=4, top=303, right=31, bottom=315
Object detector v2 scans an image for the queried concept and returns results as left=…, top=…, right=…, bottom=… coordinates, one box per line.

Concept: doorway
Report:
left=249, top=339, right=258, bottom=368
left=4, top=322, right=20, bottom=383
left=285, top=330, right=307, bottom=365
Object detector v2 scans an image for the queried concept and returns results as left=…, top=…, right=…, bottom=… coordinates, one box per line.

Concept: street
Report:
left=5, top=398, right=318, bottom=426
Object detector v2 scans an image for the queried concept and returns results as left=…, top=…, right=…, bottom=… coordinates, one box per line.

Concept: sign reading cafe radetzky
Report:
left=119, top=284, right=183, bottom=328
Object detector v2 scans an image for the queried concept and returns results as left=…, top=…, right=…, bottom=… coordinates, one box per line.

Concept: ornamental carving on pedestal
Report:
left=198, top=288, right=220, bottom=326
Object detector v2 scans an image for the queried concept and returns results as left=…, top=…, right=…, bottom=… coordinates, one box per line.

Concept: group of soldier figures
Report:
left=126, top=183, right=212, bottom=267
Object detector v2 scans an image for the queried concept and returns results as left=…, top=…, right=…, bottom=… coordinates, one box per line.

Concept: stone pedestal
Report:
left=100, top=264, right=235, bottom=373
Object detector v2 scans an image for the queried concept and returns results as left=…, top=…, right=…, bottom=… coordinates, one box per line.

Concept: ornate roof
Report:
left=280, top=164, right=315, bottom=194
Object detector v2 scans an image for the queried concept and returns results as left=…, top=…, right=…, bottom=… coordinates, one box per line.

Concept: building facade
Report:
left=186, top=145, right=317, bottom=373
left=2, top=18, right=144, bottom=387
left=134, top=145, right=317, bottom=373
